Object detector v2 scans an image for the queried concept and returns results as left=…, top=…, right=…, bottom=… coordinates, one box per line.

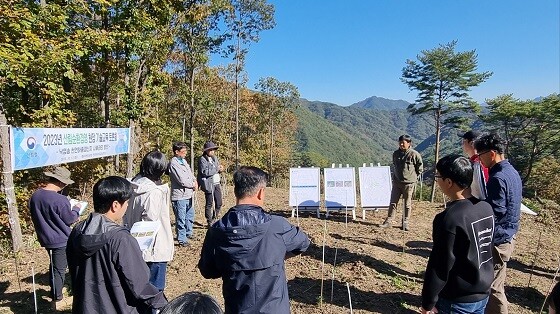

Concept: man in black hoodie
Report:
left=199, top=166, right=310, bottom=314
left=67, top=176, right=167, bottom=314
left=421, top=155, right=495, bottom=314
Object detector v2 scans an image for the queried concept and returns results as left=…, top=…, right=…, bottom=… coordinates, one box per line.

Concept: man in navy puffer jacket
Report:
left=199, top=166, right=310, bottom=314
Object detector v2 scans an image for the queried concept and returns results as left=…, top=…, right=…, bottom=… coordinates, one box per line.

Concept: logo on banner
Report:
left=26, top=137, right=37, bottom=150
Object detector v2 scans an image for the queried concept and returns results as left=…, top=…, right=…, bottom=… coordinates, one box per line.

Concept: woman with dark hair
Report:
left=123, top=150, right=174, bottom=292
left=160, top=292, right=223, bottom=314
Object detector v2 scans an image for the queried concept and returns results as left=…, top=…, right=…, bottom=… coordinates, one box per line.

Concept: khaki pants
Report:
left=485, top=240, right=515, bottom=314
left=386, top=181, right=415, bottom=224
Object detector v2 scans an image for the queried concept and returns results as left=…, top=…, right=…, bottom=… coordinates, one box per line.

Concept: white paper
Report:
left=130, top=221, right=161, bottom=251
left=324, top=168, right=356, bottom=208
left=69, top=199, right=88, bottom=215
left=520, top=203, right=537, bottom=215
left=289, top=168, right=320, bottom=207
left=358, top=166, right=392, bottom=207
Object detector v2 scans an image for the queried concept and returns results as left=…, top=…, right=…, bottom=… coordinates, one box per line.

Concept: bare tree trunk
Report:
left=430, top=108, right=442, bottom=202
left=189, top=67, right=196, bottom=169
left=127, top=119, right=135, bottom=178
left=0, top=112, right=22, bottom=252
left=269, top=112, right=274, bottom=179
left=115, top=95, right=120, bottom=172
left=124, top=47, right=135, bottom=178
left=102, top=14, right=110, bottom=128
left=235, top=29, right=240, bottom=170
left=523, top=131, right=540, bottom=182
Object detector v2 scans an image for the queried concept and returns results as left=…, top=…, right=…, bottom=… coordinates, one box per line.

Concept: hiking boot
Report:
left=380, top=219, right=392, bottom=228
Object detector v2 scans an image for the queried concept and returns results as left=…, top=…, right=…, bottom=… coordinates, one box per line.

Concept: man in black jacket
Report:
left=199, top=166, right=310, bottom=314
left=67, top=176, right=167, bottom=314
left=421, top=155, right=495, bottom=314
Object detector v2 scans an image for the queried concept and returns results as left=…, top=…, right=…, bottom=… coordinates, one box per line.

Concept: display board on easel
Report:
left=323, top=167, right=356, bottom=219
left=289, top=167, right=320, bottom=217
left=358, top=166, right=392, bottom=219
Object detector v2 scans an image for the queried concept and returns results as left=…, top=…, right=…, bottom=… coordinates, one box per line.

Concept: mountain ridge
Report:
left=294, top=95, right=470, bottom=171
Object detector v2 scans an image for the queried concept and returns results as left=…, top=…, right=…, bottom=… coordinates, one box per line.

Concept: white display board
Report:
left=324, top=167, right=356, bottom=208
left=358, top=166, right=392, bottom=208
left=289, top=167, right=320, bottom=207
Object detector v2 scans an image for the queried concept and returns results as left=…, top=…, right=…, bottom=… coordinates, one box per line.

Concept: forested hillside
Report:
left=295, top=97, right=445, bottom=168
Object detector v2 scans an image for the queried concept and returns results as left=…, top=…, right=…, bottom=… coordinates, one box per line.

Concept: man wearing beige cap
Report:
left=29, top=166, right=80, bottom=308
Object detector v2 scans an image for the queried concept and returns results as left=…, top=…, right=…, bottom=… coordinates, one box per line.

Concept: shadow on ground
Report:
left=289, top=276, right=418, bottom=313
left=328, top=234, right=432, bottom=259
left=1, top=278, right=71, bottom=314
left=506, top=285, right=547, bottom=312
left=304, top=242, right=423, bottom=280
left=509, top=259, right=556, bottom=280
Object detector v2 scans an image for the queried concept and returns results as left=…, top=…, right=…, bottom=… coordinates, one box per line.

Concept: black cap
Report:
left=461, top=130, right=481, bottom=141
left=203, top=141, right=219, bottom=152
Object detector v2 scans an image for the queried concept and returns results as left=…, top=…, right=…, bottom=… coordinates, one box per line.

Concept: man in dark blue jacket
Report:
left=199, top=166, right=310, bottom=314
left=475, top=133, right=522, bottom=314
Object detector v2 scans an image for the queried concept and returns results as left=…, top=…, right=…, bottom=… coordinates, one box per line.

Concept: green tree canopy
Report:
left=401, top=40, right=492, bottom=201
left=483, top=94, right=560, bottom=183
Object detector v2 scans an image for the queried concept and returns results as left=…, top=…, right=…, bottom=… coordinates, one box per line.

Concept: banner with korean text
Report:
left=10, top=127, right=131, bottom=171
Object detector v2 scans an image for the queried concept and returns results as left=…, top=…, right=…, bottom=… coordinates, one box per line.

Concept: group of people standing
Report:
left=29, top=140, right=225, bottom=310
left=28, top=139, right=310, bottom=314
left=26, top=130, right=558, bottom=314
left=380, top=131, right=524, bottom=314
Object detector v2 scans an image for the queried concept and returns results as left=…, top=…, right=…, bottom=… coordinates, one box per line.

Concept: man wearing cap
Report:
left=197, top=141, right=224, bottom=227
left=29, top=166, right=80, bottom=306
left=461, top=130, right=489, bottom=200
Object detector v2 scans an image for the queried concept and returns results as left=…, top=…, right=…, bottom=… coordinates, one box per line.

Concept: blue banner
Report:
left=10, top=127, right=130, bottom=171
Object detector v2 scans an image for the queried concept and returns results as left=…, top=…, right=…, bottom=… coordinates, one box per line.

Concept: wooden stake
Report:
left=527, top=229, right=544, bottom=289
left=346, top=282, right=353, bottom=313
left=0, top=120, right=23, bottom=252
left=32, top=265, right=37, bottom=314
left=330, top=247, right=338, bottom=302
left=320, top=220, right=326, bottom=307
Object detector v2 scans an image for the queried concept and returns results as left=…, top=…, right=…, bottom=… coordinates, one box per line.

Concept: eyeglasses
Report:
left=478, top=150, right=493, bottom=157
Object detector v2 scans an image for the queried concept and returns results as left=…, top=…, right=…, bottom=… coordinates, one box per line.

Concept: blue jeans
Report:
left=172, top=198, right=194, bottom=243
left=147, top=262, right=167, bottom=291
left=436, top=296, right=488, bottom=314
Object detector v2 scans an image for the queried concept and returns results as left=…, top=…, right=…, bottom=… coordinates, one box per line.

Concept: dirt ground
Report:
left=1, top=187, right=559, bottom=313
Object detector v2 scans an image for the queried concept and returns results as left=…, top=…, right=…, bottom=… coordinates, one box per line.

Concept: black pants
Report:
left=47, top=246, right=67, bottom=301
left=204, top=184, right=223, bottom=224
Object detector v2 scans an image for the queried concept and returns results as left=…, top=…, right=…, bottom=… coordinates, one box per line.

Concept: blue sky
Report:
left=212, top=1, right=560, bottom=106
